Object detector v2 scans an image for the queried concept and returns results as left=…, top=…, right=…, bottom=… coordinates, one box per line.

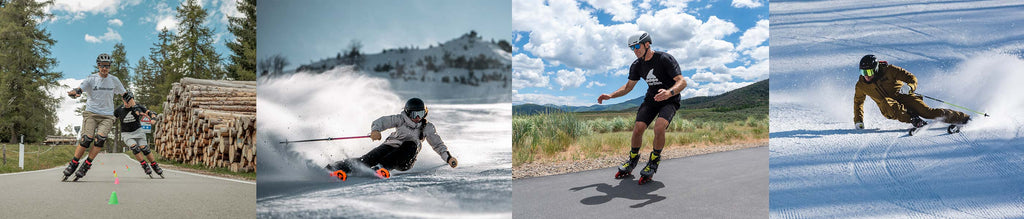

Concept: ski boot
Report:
left=948, top=116, right=971, bottom=134
left=908, top=116, right=929, bottom=136
left=371, top=165, right=391, bottom=179
left=326, top=163, right=348, bottom=181
left=141, top=161, right=153, bottom=178
left=72, top=160, right=93, bottom=181
left=614, top=151, right=641, bottom=179
left=150, top=162, right=164, bottom=178
left=61, top=159, right=79, bottom=181
left=638, top=152, right=660, bottom=185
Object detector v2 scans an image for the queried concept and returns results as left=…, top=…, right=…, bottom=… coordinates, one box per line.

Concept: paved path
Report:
left=514, top=146, right=768, bottom=218
left=0, top=153, right=255, bottom=218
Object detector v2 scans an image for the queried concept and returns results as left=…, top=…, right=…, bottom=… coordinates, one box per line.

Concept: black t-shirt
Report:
left=114, top=105, right=150, bottom=132
left=627, top=51, right=682, bottom=103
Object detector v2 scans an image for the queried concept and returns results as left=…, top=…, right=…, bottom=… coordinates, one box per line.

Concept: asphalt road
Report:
left=0, top=153, right=255, bottom=218
left=514, top=146, right=768, bottom=218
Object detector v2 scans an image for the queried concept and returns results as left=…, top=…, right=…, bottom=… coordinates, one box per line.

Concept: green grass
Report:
left=121, top=151, right=256, bottom=181
left=0, top=144, right=77, bottom=174
left=513, top=107, right=768, bottom=166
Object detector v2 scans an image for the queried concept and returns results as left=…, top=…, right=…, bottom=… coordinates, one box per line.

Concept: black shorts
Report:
left=635, top=101, right=679, bottom=125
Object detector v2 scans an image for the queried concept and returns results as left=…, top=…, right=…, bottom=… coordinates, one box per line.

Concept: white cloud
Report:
left=681, top=80, right=754, bottom=98
left=732, top=0, right=763, bottom=8
left=218, top=0, right=242, bottom=25
left=513, top=0, right=638, bottom=74
left=738, top=19, right=769, bottom=50
left=555, top=68, right=587, bottom=90
left=584, top=0, right=635, bottom=22
left=746, top=45, right=768, bottom=61
left=44, top=0, right=142, bottom=22
left=727, top=57, right=769, bottom=81
left=513, top=90, right=587, bottom=106
left=107, top=18, right=123, bottom=26
left=512, top=53, right=549, bottom=90
left=692, top=71, right=733, bottom=83
left=156, top=16, right=179, bottom=32
left=49, top=78, right=85, bottom=135
left=84, top=27, right=122, bottom=43
left=143, top=2, right=179, bottom=33
left=586, top=81, right=606, bottom=88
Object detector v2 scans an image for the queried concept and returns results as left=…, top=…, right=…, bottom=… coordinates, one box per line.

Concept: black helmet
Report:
left=404, top=98, right=427, bottom=119
left=627, top=32, right=652, bottom=47
left=859, top=54, right=878, bottom=70
left=97, top=53, right=112, bottom=63
left=122, top=92, right=134, bottom=101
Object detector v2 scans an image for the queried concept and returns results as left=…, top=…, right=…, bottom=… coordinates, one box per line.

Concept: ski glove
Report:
left=899, top=85, right=914, bottom=95
left=855, top=122, right=865, bottom=130
left=370, top=130, right=382, bottom=141
left=446, top=152, right=458, bottom=168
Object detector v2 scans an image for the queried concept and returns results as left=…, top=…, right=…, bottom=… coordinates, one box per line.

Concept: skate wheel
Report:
left=638, top=176, right=652, bottom=185
left=332, top=170, right=347, bottom=181
left=614, top=171, right=631, bottom=179
left=376, top=168, right=391, bottom=179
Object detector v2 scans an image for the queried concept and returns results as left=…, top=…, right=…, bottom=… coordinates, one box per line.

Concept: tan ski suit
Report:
left=854, top=63, right=969, bottom=125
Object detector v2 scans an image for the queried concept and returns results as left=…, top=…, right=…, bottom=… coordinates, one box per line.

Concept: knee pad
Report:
left=79, top=135, right=94, bottom=148
left=94, top=135, right=107, bottom=148
left=130, top=145, right=141, bottom=154
left=141, top=146, right=151, bottom=155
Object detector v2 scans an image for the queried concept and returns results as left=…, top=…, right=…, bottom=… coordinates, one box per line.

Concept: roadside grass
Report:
left=513, top=106, right=768, bottom=166
left=0, top=144, right=76, bottom=174
left=121, top=151, right=256, bottom=180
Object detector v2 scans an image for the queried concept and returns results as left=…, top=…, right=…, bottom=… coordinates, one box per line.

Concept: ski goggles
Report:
left=629, top=44, right=643, bottom=50
left=860, top=68, right=875, bottom=77
left=409, top=110, right=426, bottom=119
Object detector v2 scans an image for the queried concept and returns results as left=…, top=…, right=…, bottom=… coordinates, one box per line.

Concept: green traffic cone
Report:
left=108, top=191, right=119, bottom=205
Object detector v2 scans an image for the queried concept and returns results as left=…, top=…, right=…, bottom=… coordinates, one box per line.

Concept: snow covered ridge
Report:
left=289, top=32, right=512, bottom=103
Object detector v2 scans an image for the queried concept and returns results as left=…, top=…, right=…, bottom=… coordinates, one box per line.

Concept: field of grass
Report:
left=0, top=144, right=77, bottom=174
left=513, top=106, right=768, bottom=166
left=121, top=151, right=256, bottom=180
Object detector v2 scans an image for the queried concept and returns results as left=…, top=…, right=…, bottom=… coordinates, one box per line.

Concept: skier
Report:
left=114, top=92, right=163, bottom=178
left=325, top=98, right=458, bottom=180
left=63, top=53, right=127, bottom=181
left=854, top=54, right=971, bottom=132
left=597, top=32, right=687, bottom=184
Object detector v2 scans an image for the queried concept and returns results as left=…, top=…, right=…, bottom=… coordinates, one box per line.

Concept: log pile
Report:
left=154, top=77, right=257, bottom=173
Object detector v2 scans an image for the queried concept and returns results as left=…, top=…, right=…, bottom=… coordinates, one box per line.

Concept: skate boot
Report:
left=638, top=152, right=660, bottom=185
left=61, top=159, right=79, bottom=181
left=72, top=160, right=92, bottom=181
left=150, top=162, right=164, bottom=178
left=141, top=161, right=153, bottom=177
left=370, top=165, right=391, bottom=179
left=614, top=151, right=641, bottom=179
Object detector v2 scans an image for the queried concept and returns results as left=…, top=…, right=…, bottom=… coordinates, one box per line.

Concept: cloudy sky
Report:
left=257, top=0, right=512, bottom=71
left=38, top=0, right=240, bottom=132
left=512, top=0, right=769, bottom=106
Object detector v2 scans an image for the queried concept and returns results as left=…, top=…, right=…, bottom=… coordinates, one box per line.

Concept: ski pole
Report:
left=917, top=93, right=990, bottom=117
left=280, top=135, right=371, bottom=144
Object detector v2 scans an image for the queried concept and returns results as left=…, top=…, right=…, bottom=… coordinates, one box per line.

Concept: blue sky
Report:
left=257, top=0, right=512, bottom=71
left=40, top=0, right=241, bottom=133
left=44, top=0, right=239, bottom=80
left=512, top=0, right=769, bottom=106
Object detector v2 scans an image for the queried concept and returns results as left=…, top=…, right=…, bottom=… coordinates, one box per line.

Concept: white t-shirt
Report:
left=79, top=74, right=126, bottom=116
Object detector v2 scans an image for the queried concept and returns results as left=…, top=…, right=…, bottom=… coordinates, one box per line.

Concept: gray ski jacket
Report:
left=371, top=114, right=451, bottom=162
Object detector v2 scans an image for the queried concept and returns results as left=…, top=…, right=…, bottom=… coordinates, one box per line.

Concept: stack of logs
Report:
left=154, top=77, right=256, bottom=173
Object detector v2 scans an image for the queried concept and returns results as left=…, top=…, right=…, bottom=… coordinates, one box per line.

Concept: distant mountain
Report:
left=285, top=31, right=512, bottom=103
left=512, top=104, right=565, bottom=115
left=514, top=79, right=768, bottom=114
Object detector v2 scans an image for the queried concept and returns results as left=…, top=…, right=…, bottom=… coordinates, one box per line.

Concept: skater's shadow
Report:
left=771, top=128, right=905, bottom=139
left=569, top=177, right=666, bottom=208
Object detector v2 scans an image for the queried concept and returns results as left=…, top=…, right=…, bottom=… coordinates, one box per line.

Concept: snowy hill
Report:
left=291, top=32, right=512, bottom=103
left=770, top=1, right=1024, bottom=218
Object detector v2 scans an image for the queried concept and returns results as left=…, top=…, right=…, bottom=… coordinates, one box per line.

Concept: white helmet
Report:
left=627, top=32, right=652, bottom=47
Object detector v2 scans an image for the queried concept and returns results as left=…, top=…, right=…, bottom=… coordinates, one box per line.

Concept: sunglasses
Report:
left=629, top=44, right=643, bottom=50
left=99, top=64, right=111, bottom=68
left=860, top=68, right=874, bottom=77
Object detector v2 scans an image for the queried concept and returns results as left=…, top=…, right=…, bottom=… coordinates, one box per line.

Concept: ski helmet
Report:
left=96, top=53, right=112, bottom=64
left=859, top=54, right=879, bottom=77
left=122, top=91, right=134, bottom=101
left=627, top=32, right=652, bottom=49
left=404, top=98, right=427, bottom=120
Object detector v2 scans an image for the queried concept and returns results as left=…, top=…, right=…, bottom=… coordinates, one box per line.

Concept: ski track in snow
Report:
left=256, top=70, right=511, bottom=218
left=770, top=1, right=1024, bottom=218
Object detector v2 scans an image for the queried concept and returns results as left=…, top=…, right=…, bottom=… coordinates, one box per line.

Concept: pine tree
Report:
left=174, top=0, right=224, bottom=81
left=150, top=28, right=177, bottom=114
left=0, top=0, right=62, bottom=143
left=132, top=57, right=161, bottom=113
left=225, top=0, right=256, bottom=80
